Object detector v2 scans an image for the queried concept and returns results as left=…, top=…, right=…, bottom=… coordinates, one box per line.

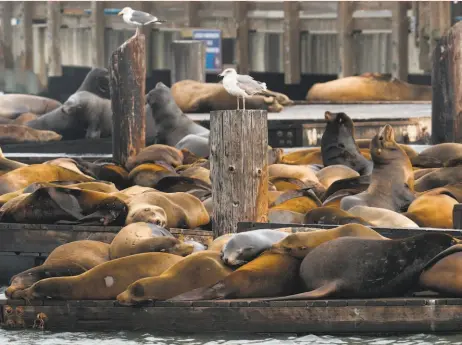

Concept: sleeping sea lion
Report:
left=348, top=205, right=419, bottom=228
left=207, top=233, right=235, bottom=252
left=0, top=94, right=62, bottom=118
left=125, top=144, right=184, bottom=171
left=128, top=162, right=178, bottom=187
left=316, top=165, right=359, bottom=189
left=15, top=252, right=184, bottom=300
left=414, top=167, right=462, bottom=192
left=116, top=251, right=233, bottom=305
left=0, top=124, right=62, bottom=144
left=6, top=240, right=110, bottom=299
left=303, top=207, right=372, bottom=226
left=411, top=143, right=462, bottom=168
left=403, top=194, right=458, bottom=228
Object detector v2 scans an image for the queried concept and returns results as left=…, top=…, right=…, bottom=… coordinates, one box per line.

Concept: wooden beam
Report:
left=337, top=2, right=355, bottom=78
left=17, top=1, right=33, bottom=71
left=418, top=1, right=431, bottom=72
left=210, top=110, right=268, bottom=236
left=391, top=2, right=409, bottom=81
left=0, top=2, right=14, bottom=69
left=171, top=40, right=206, bottom=84
left=185, top=2, right=200, bottom=27
left=233, top=2, right=249, bottom=75
left=283, top=2, right=301, bottom=84
left=46, top=1, right=62, bottom=77
left=109, top=34, right=146, bottom=168
left=90, top=1, right=105, bottom=68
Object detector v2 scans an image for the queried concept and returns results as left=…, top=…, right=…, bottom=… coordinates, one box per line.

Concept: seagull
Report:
left=117, top=7, right=166, bottom=37
left=218, top=68, right=267, bottom=110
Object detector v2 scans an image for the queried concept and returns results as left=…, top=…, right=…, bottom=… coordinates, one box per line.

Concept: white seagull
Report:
left=118, top=7, right=166, bottom=36
left=218, top=68, right=267, bottom=110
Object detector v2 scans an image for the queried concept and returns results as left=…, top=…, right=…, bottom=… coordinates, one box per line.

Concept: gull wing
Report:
left=130, top=10, right=158, bottom=24
left=236, top=74, right=267, bottom=95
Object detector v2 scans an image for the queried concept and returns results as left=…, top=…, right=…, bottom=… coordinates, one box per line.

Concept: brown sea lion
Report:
left=0, top=124, right=62, bottom=144
left=280, top=148, right=323, bottom=165
left=261, top=233, right=458, bottom=301
left=72, top=159, right=130, bottom=190
left=153, top=175, right=211, bottom=199
left=15, top=252, right=184, bottom=300
left=348, top=205, right=419, bottom=228
left=421, top=183, right=462, bottom=203
left=316, top=165, right=360, bottom=189
left=321, top=174, right=371, bottom=203
left=128, top=162, right=178, bottom=187
left=419, top=244, right=462, bottom=297
left=414, top=167, right=462, bottom=192
left=170, top=251, right=301, bottom=301
left=179, top=165, right=211, bottom=185
left=109, top=222, right=193, bottom=259
left=268, top=147, right=283, bottom=165
left=117, top=251, right=234, bottom=305
left=44, top=158, right=95, bottom=179
left=403, top=194, right=458, bottom=228
left=411, top=143, right=462, bottom=168
left=0, top=94, right=62, bottom=118
left=0, top=147, right=27, bottom=175
left=0, top=164, right=94, bottom=195
left=126, top=191, right=210, bottom=229
left=170, top=80, right=291, bottom=113
left=125, top=144, right=184, bottom=171
left=321, top=111, right=373, bottom=175
left=269, top=189, right=321, bottom=215
left=271, top=223, right=387, bottom=259
left=306, top=73, right=432, bottom=102
left=303, top=207, right=372, bottom=226
left=268, top=164, right=325, bottom=192
left=14, top=112, right=38, bottom=124
left=0, top=186, right=128, bottom=225
left=414, top=168, right=438, bottom=180
left=6, top=240, right=110, bottom=299
left=340, top=125, right=415, bottom=212
left=268, top=209, right=305, bottom=224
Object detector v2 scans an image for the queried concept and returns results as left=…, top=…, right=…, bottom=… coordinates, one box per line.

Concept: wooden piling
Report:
left=283, top=1, right=301, bottom=85
left=46, top=1, right=62, bottom=77
left=90, top=1, right=106, bottom=68
left=171, top=40, right=206, bottom=84
left=109, top=34, right=146, bottom=168
left=210, top=110, right=269, bottom=237
left=17, top=1, right=33, bottom=71
left=337, top=2, right=355, bottom=78
left=0, top=2, right=14, bottom=69
left=233, top=2, right=249, bottom=75
left=431, top=21, right=462, bottom=144
left=391, top=2, right=409, bottom=81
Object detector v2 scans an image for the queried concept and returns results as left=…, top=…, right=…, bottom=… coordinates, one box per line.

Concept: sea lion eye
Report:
left=379, top=136, right=384, bottom=141
left=155, top=220, right=161, bottom=225
left=144, top=208, right=150, bottom=212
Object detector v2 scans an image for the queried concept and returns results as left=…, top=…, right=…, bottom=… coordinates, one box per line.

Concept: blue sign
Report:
left=192, top=29, right=222, bottom=72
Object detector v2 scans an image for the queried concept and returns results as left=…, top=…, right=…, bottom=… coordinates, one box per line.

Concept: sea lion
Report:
left=0, top=186, right=128, bottom=225
left=0, top=164, right=93, bottom=195
left=74, top=159, right=130, bottom=190
left=269, top=189, right=322, bottom=214
left=221, top=229, right=289, bottom=266
left=348, top=206, right=419, bottom=228
left=75, top=67, right=111, bottom=99
left=6, top=240, right=110, bottom=299
left=207, top=233, right=235, bottom=252
left=14, top=112, right=39, bottom=124
left=356, top=138, right=419, bottom=160
left=403, top=194, right=458, bottom=228
left=170, top=251, right=301, bottom=301
left=179, top=165, right=211, bottom=185
left=175, top=134, right=210, bottom=159
left=411, top=143, right=462, bottom=168
left=0, top=147, right=27, bottom=175
left=128, top=162, right=178, bottom=187
left=321, top=111, right=373, bottom=175
left=184, top=240, right=207, bottom=252
left=414, top=167, right=462, bottom=192
left=421, top=183, right=462, bottom=203
left=340, top=125, right=415, bottom=212
left=321, top=174, right=371, bottom=202
left=117, top=251, right=233, bottom=305
left=268, top=209, right=305, bottom=224
left=262, top=232, right=458, bottom=301
left=0, top=124, right=62, bottom=144
left=280, top=148, right=324, bottom=165
left=15, top=252, right=184, bottom=300
left=0, top=94, right=62, bottom=118
left=316, top=165, right=360, bottom=189
left=126, top=191, right=210, bottom=229
left=414, top=168, right=438, bottom=180
left=170, top=79, right=292, bottom=114
left=269, top=164, right=323, bottom=187
left=306, top=73, right=432, bottom=102
left=125, top=144, right=184, bottom=171
left=109, top=222, right=193, bottom=259
left=153, top=175, right=212, bottom=199
left=419, top=244, right=462, bottom=297
left=271, top=223, right=387, bottom=259
left=44, top=158, right=95, bottom=179
left=303, top=207, right=372, bottom=226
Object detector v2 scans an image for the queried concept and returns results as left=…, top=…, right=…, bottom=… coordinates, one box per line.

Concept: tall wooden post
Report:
left=283, top=1, right=301, bottom=84
left=210, top=110, right=269, bottom=237
left=337, top=2, right=355, bottom=78
left=91, top=1, right=105, bottom=68
left=17, top=1, right=33, bottom=71
left=391, top=2, right=409, bottom=81
left=431, top=22, right=462, bottom=144
left=233, top=2, right=249, bottom=75
left=0, top=2, right=14, bottom=69
left=47, top=1, right=62, bottom=77
left=109, top=34, right=146, bottom=168
left=171, top=40, right=206, bottom=84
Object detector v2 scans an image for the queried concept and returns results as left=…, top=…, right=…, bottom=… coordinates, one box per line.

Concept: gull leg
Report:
left=243, top=97, right=246, bottom=110
left=237, top=96, right=240, bottom=110
left=135, top=27, right=140, bottom=37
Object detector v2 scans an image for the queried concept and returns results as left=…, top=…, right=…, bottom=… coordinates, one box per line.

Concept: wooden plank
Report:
left=171, top=40, right=206, bottom=84
left=337, top=2, right=355, bottom=78
left=90, top=1, right=105, bottom=69
left=391, top=2, right=409, bottom=81
left=17, top=1, right=33, bottom=71
left=46, top=1, right=62, bottom=77
left=0, top=2, right=14, bottom=69
left=431, top=22, right=462, bottom=144
left=233, top=2, right=249, bottom=75
left=283, top=2, right=301, bottom=85
left=210, top=110, right=268, bottom=236
left=109, top=34, right=146, bottom=168
left=4, top=298, right=462, bottom=333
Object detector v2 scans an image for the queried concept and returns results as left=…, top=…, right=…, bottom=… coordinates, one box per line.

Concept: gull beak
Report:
left=117, top=10, right=123, bottom=16
left=218, top=72, right=224, bottom=77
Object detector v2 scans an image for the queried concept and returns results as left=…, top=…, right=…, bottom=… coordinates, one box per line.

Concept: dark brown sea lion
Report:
left=356, top=138, right=419, bottom=160
left=321, top=111, right=373, bottom=175
left=109, top=222, right=193, bottom=259
left=0, top=124, right=62, bottom=144
left=306, top=73, right=432, bottom=102
left=15, top=252, right=184, bottom=300
left=125, top=144, right=184, bottom=171
left=170, top=251, right=301, bottom=301
left=260, top=232, right=458, bottom=301
left=0, top=94, right=62, bottom=118
left=76, top=67, right=111, bottom=99
left=128, top=162, right=178, bottom=187
left=403, top=193, right=458, bottom=228
left=411, top=143, right=462, bottom=168
left=304, top=207, right=372, bottom=226
left=321, top=174, right=370, bottom=202
left=6, top=240, right=110, bottom=299
left=0, top=186, right=128, bottom=225
left=74, top=159, right=130, bottom=190
left=414, top=167, right=462, bottom=192
left=153, top=175, right=211, bottom=199
left=269, top=189, right=321, bottom=215
left=414, top=168, right=438, bottom=180
left=340, top=125, right=415, bottom=212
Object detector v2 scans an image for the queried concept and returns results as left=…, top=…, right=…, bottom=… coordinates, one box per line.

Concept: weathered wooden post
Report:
left=0, top=2, right=14, bottom=69
left=210, top=110, right=269, bottom=237
left=109, top=34, right=146, bottom=168
left=431, top=21, right=462, bottom=144
left=171, top=40, right=206, bottom=84
left=47, top=1, right=62, bottom=77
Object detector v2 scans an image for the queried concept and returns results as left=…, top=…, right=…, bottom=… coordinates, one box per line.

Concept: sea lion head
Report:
left=126, top=204, right=168, bottom=228
left=221, top=233, right=264, bottom=267
left=117, top=280, right=146, bottom=306
left=14, top=279, right=72, bottom=300
left=324, top=111, right=354, bottom=130
left=146, top=82, right=171, bottom=108
left=370, top=124, right=404, bottom=163
left=138, top=237, right=194, bottom=257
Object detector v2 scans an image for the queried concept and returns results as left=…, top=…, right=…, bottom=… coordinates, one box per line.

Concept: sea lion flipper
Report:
left=169, top=281, right=229, bottom=301
left=258, top=281, right=339, bottom=301
left=47, top=188, right=85, bottom=220
left=422, top=243, right=462, bottom=271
